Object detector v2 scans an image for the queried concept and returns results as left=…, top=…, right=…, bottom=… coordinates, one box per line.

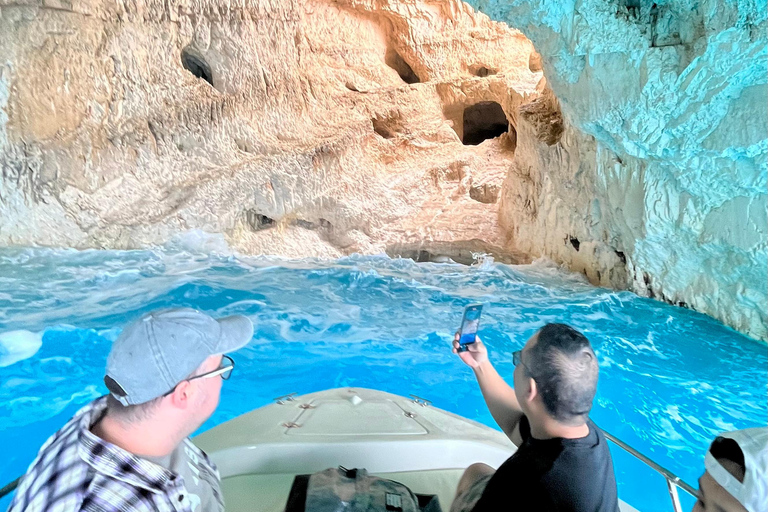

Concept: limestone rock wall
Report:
left=0, top=0, right=539, bottom=260
left=1, top=0, right=765, bottom=340
left=466, top=0, right=768, bottom=340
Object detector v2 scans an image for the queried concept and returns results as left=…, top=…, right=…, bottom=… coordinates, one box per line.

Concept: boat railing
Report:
left=602, top=429, right=698, bottom=512
left=0, top=430, right=701, bottom=509
left=0, top=477, right=19, bottom=500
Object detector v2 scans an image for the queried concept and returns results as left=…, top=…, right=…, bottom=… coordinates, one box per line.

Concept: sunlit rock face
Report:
left=0, top=0, right=540, bottom=264
left=1, top=0, right=765, bottom=340
left=465, top=0, right=767, bottom=340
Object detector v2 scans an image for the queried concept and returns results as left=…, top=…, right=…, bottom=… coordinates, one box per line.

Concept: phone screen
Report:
left=459, top=304, right=483, bottom=346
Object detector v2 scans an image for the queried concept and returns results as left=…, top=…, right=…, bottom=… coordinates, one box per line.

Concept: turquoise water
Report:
left=1, top=242, right=766, bottom=511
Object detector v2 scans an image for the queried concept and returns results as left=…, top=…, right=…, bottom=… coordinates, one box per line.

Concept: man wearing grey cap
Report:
left=8, top=308, right=254, bottom=512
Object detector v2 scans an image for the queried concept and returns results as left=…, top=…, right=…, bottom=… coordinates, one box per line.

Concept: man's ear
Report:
left=526, top=377, right=538, bottom=403
left=169, top=380, right=192, bottom=409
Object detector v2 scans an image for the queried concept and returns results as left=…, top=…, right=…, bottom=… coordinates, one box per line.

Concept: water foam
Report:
left=0, top=330, right=43, bottom=367
left=0, top=247, right=765, bottom=512
left=164, top=229, right=233, bottom=255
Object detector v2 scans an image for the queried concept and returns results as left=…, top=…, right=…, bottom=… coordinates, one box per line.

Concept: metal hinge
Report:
left=274, top=392, right=298, bottom=405
left=409, top=394, right=431, bottom=407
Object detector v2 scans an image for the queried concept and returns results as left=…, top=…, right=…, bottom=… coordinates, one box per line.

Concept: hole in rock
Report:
left=569, top=237, right=580, bottom=251
left=528, top=52, right=543, bottom=73
left=469, top=183, right=500, bottom=204
left=391, top=247, right=467, bottom=265
left=245, top=210, right=275, bottom=231
left=385, top=48, right=420, bottom=84
left=289, top=218, right=332, bottom=231
left=471, top=65, right=496, bottom=77
left=234, top=138, right=255, bottom=153
left=624, top=0, right=640, bottom=15
left=181, top=47, right=213, bottom=87
left=462, top=101, right=509, bottom=145
left=372, top=119, right=395, bottom=139
left=293, top=219, right=315, bottom=229
left=386, top=242, right=522, bottom=266
left=371, top=114, right=404, bottom=139
left=642, top=272, right=656, bottom=298
left=615, top=250, right=626, bottom=264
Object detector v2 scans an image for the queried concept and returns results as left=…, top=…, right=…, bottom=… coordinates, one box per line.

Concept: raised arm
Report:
left=453, top=334, right=525, bottom=445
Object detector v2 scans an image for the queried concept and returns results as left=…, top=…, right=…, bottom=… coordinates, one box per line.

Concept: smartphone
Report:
left=457, top=304, right=483, bottom=352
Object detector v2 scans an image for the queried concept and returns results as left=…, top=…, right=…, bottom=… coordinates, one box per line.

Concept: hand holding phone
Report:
left=453, top=331, right=488, bottom=369
left=457, top=304, right=482, bottom=353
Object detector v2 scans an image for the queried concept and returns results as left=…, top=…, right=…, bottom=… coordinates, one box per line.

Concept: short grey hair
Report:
left=105, top=361, right=207, bottom=423
left=106, top=393, right=164, bottom=423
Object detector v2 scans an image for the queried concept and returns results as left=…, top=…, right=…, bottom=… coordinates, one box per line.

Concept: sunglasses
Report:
left=512, top=350, right=535, bottom=378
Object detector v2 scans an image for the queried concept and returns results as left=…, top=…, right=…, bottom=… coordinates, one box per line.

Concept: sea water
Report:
left=0, top=240, right=766, bottom=511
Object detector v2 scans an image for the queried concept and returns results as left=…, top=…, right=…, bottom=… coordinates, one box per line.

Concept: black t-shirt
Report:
left=472, top=416, right=620, bottom=512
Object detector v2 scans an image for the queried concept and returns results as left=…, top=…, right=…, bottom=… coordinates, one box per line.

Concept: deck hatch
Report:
left=285, top=398, right=427, bottom=436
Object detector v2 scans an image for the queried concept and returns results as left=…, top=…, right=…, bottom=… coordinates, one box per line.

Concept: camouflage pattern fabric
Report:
left=448, top=474, right=493, bottom=512
left=305, top=467, right=421, bottom=512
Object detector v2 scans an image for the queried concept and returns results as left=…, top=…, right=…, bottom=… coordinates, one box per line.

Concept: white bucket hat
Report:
left=704, top=427, right=768, bottom=512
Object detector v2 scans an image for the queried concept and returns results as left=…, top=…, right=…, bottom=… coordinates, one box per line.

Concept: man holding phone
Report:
left=450, top=322, right=620, bottom=512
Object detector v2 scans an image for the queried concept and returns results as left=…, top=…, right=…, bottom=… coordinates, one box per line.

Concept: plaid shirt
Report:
left=8, top=396, right=224, bottom=512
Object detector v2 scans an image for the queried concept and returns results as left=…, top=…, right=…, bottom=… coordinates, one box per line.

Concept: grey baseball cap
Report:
left=104, top=308, right=254, bottom=406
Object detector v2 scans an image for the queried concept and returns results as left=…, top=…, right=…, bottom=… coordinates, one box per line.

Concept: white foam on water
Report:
left=0, top=330, right=43, bottom=367
left=471, top=252, right=495, bottom=270
left=165, top=229, right=233, bottom=255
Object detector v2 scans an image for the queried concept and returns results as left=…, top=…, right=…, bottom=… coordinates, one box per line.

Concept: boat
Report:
left=0, top=387, right=697, bottom=511
left=193, top=387, right=692, bottom=512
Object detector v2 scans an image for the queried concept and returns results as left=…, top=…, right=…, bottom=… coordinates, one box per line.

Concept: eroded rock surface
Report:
left=0, top=0, right=538, bottom=265
left=465, top=0, right=768, bottom=340
left=1, top=0, right=765, bottom=340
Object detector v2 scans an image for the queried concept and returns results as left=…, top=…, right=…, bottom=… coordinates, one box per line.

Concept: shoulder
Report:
left=9, top=405, right=96, bottom=511
left=588, top=420, right=604, bottom=435
left=8, top=397, right=164, bottom=512
left=77, top=476, right=158, bottom=512
left=182, top=438, right=219, bottom=474
left=587, top=420, right=611, bottom=450
left=9, top=459, right=94, bottom=512
left=15, top=476, right=158, bottom=512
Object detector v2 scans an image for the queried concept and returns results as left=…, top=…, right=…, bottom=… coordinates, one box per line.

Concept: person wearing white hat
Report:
left=693, top=427, right=768, bottom=512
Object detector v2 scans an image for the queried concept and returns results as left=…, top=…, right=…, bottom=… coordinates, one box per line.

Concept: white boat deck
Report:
left=194, top=388, right=639, bottom=512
